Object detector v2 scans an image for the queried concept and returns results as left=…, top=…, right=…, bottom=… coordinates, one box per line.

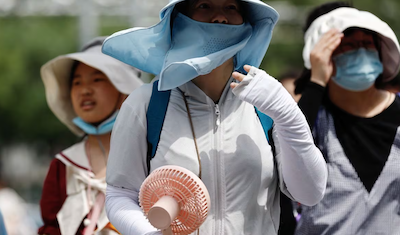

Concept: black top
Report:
left=298, top=82, right=400, bottom=192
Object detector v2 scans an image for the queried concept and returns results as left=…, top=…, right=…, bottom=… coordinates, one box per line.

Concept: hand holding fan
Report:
left=139, top=165, right=210, bottom=235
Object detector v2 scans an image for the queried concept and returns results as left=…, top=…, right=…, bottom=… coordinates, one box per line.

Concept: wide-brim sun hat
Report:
left=101, top=0, right=279, bottom=86
left=41, top=37, right=143, bottom=136
left=303, top=7, right=400, bottom=82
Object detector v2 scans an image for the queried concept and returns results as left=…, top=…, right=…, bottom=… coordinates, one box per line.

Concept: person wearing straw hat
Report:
left=38, top=37, right=143, bottom=235
left=294, top=2, right=400, bottom=234
left=103, top=0, right=328, bottom=234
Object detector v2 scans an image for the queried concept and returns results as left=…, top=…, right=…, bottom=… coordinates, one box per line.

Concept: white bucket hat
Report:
left=101, top=0, right=279, bottom=86
left=41, top=37, right=143, bottom=136
left=303, top=7, right=400, bottom=82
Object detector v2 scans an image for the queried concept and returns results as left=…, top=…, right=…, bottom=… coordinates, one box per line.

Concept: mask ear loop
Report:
left=95, top=135, right=108, bottom=161
left=94, top=92, right=123, bottom=158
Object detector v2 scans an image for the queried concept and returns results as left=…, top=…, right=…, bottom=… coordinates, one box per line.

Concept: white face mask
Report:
left=332, top=48, right=383, bottom=91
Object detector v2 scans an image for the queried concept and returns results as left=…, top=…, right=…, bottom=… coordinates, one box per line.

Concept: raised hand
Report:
left=231, top=65, right=252, bottom=89
left=309, top=28, right=343, bottom=87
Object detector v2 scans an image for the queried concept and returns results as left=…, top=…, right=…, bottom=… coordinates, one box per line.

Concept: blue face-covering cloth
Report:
left=158, top=13, right=253, bottom=91
left=332, top=48, right=383, bottom=91
left=102, top=0, right=279, bottom=90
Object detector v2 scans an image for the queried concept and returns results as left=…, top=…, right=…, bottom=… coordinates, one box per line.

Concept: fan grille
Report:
left=139, top=166, right=210, bottom=235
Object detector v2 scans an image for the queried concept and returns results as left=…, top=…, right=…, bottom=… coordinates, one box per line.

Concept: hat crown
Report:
left=81, top=36, right=107, bottom=52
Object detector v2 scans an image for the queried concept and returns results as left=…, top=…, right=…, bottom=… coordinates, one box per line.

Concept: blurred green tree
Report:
left=0, top=0, right=399, bottom=154
left=0, top=17, right=78, bottom=148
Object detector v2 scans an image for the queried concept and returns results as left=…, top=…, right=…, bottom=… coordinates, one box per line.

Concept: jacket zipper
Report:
left=215, top=104, right=221, bottom=131
left=213, top=103, right=222, bottom=234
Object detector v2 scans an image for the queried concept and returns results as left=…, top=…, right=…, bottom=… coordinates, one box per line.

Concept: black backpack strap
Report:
left=146, top=81, right=171, bottom=174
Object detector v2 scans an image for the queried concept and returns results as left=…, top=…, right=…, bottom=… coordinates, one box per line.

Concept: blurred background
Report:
left=0, top=0, right=399, bottom=233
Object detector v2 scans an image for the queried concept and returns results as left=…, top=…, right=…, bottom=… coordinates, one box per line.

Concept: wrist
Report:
left=310, top=76, right=328, bottom=87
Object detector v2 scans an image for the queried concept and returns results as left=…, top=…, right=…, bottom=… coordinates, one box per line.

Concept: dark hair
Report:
left=302, top=2, right=353, bottom=34
left=69, top=60, right=81, bottom=89
left=69, top=37, right=108, bottom=88
left=379, top=71, right=400, bottom=91
left=295, top=1, right=354, bottom=94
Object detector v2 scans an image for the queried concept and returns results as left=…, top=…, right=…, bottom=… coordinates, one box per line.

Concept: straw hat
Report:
left=41, top=37, right=143, bottom=136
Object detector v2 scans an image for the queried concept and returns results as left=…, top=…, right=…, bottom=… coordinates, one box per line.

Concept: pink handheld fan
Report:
left=139, top=165, right=210, bottom=235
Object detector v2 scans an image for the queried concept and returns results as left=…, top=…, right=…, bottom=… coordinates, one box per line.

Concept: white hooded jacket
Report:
left=105, top=67, right=327, bottom=235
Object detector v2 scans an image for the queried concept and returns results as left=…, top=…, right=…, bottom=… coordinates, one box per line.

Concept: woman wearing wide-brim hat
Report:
left=294, top=2, right=400, bottom=234
left=38, top=37, right=143, bottom=235
left=103, top=0, right=328, bottom=234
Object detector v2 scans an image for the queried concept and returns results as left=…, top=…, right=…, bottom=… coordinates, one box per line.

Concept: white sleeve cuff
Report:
left=105, top=185, right=161, bottom=235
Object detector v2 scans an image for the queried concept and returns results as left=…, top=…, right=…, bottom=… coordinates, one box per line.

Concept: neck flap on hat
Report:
left=102, top=1, right=279, bottom=90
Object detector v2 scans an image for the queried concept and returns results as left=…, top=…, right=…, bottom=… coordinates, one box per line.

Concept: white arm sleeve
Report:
left=106, top=85, right=151, bottom=189
left=106, top=84, right=161, bottom=233
left=232, top=67, right=327, bottom=206
left=106, top=185, right=161, bottom=235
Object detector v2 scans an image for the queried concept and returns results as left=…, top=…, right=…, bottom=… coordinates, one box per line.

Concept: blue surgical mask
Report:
left=72, top=111, right=119, bottom=135
left=158, top=13, right=253, bottom=91
left=332, top=48, right=383, bottom=91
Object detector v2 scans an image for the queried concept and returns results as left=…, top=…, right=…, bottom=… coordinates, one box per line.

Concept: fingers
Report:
left=243, top=65, right=251, bottom=72
left=309, top=29, right=343, bottom=86
left=231, top=71, right=243, bottom=89
left=230, top=82, right=238, bottom=89
left=231, top=72, right=243, bottom=89
left=310, top=28, right=343, bottom=66
left=231, top=65, right=252, bottom=89
left=324, top=31, right=343, bottom=52
left=316, top=28, right=344, bottom=53
left=232, top=69, right=247, bottom=82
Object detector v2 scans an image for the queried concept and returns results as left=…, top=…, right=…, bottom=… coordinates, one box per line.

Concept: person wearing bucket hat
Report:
left=292, top=2, right=400, bottom=234
left=103, top=0, right=328, bottom=234
left=38, top=37, right=143, bottom=235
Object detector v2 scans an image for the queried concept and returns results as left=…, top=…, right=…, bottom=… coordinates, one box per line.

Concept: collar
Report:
left=56, top=140, right=92, bottom=173
left=177, top=77, right=235, bottom=106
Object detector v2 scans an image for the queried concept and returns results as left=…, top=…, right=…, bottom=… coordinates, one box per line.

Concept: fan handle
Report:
left=148, top=195, right=180, bottom=234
